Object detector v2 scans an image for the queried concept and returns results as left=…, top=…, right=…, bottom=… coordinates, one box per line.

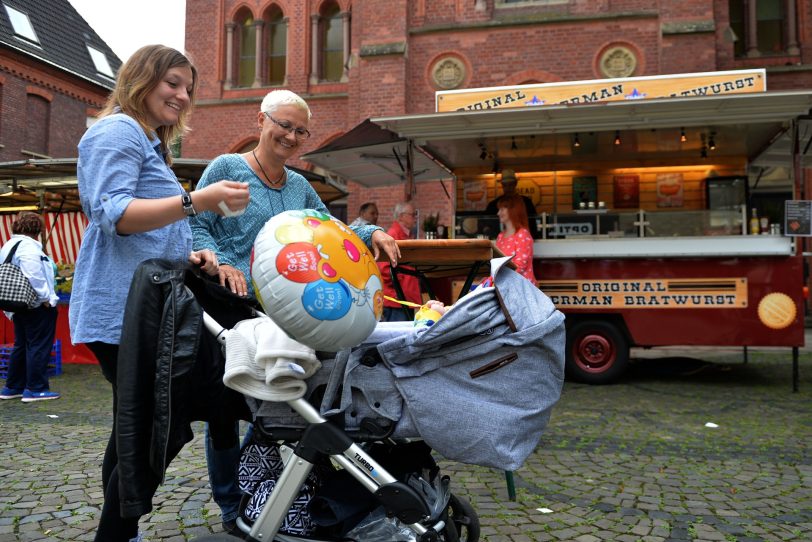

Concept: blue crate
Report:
left=0, top=340, right=62, bottom=379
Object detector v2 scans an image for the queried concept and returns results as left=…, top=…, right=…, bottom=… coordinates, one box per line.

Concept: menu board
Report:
left=572, top=176, right=597, bottom=209
left=785, top=200, right=812, bottom=236
left=613, top=175, right=639, bottom=208
left=462, top=179, right=487, bottom=211
left=656, top=173, right=684, bottom=208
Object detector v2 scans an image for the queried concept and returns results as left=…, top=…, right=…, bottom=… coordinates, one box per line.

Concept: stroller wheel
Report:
left=445, top=494, right=480, bottom=542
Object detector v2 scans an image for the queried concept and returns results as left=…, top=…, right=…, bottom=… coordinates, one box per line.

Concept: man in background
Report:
left=485, top=169, right=537, bottom=237
left=378, top=201, right=422, bottom=321
left=349, top=202, right=379, bottom=227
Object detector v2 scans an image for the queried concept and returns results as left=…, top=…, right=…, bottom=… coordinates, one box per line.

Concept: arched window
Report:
left=320, top=3, right=343, bottom=82
left=729, top=0, right=746, bottom=56
left=728, top=0, right=798, bottom=57
left=25, top=94, right=50, bottom=156
left=267, top=8, right=286, bottom=85
left=756, top=0, right=786, bottom=53
left=237, top=13, right=256, bottom=87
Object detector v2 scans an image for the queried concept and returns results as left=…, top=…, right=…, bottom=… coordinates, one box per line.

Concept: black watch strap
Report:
left=181, top=191, right=197, bottom=217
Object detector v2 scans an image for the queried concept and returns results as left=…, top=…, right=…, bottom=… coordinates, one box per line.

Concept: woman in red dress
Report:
left=495, top=194, right=537, bottom=283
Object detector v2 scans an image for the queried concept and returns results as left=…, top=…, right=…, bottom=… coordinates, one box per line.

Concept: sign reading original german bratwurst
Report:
left=538, top=278, right=748, bottom=309
left=435, top=69, right=766, bottom=112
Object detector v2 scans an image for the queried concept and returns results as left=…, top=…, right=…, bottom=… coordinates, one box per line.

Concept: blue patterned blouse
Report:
left=191, top=154, right=381, bottom=297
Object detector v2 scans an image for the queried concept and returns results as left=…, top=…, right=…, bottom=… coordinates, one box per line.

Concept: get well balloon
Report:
left=251, top=210, right=384, bottom=351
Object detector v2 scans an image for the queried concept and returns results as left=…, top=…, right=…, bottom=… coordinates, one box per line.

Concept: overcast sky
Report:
left=68, top=0, right=186, bottom=62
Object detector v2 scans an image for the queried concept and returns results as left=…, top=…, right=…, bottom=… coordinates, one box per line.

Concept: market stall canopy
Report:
left=0, top=158, right=347, bottom=213
left=301, top=119, right=454, bottom=187
left=366, top=91, right=812, bottom=172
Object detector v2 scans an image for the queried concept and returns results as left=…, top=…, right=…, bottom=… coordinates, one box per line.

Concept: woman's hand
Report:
left=194, top=181, right=250, bottom=216
left=217, top=264, right=248, bottom=297
left=371, top=230, right=401, bottom=266
left=189, top=249, right=219, bottom=275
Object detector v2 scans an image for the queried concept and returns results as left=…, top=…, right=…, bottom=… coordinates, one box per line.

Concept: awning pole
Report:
left=791, top=120, right=803, bottom=257
left=405, top=140, right=416, bottom=201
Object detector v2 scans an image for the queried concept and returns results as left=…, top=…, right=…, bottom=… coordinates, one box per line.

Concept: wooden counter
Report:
left=379, top=239, right=509, bottom=307
left=393, top=239, right=506, bottom=276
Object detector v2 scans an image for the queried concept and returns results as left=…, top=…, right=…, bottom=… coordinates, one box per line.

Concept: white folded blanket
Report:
left=223, top=316, right=321, bottom=402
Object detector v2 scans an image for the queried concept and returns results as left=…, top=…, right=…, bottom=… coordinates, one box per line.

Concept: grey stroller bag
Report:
left=249, top=256, right=565, bottom=472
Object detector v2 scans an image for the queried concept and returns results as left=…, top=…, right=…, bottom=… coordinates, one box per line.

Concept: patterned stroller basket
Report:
left=216, top=256, right=566, bottom=541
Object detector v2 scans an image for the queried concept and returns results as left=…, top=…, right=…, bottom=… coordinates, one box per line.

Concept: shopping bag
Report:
left=0, top=241, right=38, bottom=311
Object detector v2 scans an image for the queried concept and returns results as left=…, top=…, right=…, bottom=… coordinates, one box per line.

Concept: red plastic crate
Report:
left=0, top=340, right=62, bottom=379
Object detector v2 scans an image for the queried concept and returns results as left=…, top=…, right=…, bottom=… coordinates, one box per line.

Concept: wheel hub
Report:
left=576, top=334, right=615, bottom=371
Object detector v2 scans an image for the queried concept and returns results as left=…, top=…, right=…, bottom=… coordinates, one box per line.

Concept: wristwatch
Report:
left=181, top=191, right=197, bottom=217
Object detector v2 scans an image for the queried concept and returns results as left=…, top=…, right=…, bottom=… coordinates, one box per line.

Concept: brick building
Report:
left=183, top=0, right=812, bottom=227
left=0, top=0, right=120, bottom=163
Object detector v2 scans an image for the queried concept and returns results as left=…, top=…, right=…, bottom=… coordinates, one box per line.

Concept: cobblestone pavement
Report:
left=0, top=341, right=810, bottom=541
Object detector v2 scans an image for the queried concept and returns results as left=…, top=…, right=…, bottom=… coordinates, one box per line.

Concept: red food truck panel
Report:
left=537, top=255, right=804, bottom=347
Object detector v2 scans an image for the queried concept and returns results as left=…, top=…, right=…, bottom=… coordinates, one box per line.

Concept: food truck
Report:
left=303, top=70, right=810, bottom=384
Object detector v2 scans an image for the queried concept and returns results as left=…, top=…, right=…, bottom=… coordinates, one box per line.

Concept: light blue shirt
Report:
left=191, top=154, right=381, bottom=297
left=70, top=113, right=192, bottom=345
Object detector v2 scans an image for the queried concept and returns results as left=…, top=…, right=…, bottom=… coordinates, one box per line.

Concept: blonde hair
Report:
left=99, top=45, right=198, bottom=164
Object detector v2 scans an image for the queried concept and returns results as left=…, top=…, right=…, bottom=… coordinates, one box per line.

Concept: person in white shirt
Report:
left=0, top=212, right=60, bottom=402
left=349, top=201, right=379, bottom=227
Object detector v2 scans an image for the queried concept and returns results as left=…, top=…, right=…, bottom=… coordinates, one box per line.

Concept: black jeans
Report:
left=86, top=342, right=139, bottom=542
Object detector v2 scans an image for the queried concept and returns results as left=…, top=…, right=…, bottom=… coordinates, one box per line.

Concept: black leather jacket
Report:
left=115, top=259, right=256, bottom=518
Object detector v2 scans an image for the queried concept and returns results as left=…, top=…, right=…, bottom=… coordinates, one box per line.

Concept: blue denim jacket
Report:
left=70, top=113, right=192, bottom=345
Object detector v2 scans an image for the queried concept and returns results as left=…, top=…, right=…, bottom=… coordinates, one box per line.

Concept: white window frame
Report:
left=87, top=45, right=115, bottom=78
left=3, top=3, right=39, bottom=44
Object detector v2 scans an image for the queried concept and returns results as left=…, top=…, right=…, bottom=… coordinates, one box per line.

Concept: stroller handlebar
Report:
left=202, top=311, right=228, bottom=347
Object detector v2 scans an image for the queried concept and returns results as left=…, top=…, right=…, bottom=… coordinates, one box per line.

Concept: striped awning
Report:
left=0, top=211, right=87, bottom=263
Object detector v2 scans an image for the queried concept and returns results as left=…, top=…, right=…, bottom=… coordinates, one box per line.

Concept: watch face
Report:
left=182, top=193, right=196, bottom=216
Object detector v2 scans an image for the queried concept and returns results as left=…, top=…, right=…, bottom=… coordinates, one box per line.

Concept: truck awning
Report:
left=0, top=157, right=348, bottom=213
left=302, top=91, right=812, bottom=183
left=301, top=119, right=454, bottom=188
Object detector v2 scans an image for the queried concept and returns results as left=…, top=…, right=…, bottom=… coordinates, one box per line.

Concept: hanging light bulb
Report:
left=680, top=127, right=687, bottom=143
left=511, top=136, right=518, bottom=151
left=700, top=146, right=708, bottom=159
left=708, top=132, right=716, bottom=151
left=573, top=133, right=581, bottom=148
left=614, top=130, right=621, bottom=145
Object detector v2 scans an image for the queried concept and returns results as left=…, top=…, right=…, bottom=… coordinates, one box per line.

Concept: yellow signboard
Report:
left=538, top=278, right=748, bottom=309
left=436, top=69, right=766, bottom=112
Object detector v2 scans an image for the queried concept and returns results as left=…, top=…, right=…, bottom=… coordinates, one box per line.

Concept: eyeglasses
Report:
left=264, top=113, right=311, bottom=140
left=401, top=210, right=418, bottom=217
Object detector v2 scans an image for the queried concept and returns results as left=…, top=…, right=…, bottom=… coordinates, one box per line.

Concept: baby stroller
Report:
left=197, top=256, right=565, bottom=542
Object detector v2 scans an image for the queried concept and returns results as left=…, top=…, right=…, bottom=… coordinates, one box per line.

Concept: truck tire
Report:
left=566, top=320, right=629, bottom=384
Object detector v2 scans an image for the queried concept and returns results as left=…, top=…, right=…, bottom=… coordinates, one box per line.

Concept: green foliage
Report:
left=55, top=263, right=74, bottom=295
